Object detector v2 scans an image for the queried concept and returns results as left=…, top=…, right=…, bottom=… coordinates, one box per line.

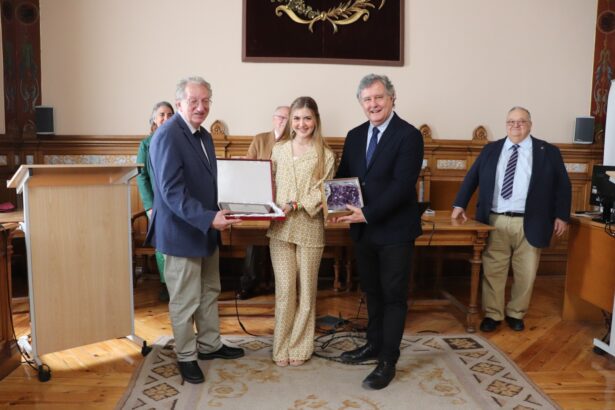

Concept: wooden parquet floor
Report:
left=1, top=275, right=614, bottom=409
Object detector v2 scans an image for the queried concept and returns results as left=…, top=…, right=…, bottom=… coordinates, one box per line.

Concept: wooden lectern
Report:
left=7, top=165, right=143, bottom=380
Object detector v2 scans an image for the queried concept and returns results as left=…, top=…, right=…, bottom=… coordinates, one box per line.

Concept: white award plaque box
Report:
left=217, top=159, right=285, bottom=220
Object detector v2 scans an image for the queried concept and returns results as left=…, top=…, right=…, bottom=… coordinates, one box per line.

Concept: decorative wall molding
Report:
left=437, top=159, right=467, bottom=170
left=44, top=154, right=136, bottom=165
left=565, top=163, right=589, bottom=173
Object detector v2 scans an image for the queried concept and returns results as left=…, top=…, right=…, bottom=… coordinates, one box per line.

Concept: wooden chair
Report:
left=131, top=210, right=156, bottom=284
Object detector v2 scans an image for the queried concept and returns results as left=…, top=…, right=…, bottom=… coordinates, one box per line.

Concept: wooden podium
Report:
left=7, top=165, right=142, bottom=380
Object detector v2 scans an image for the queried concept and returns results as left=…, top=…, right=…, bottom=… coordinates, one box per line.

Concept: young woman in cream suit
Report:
left=267, top=96, right=335, bottom=367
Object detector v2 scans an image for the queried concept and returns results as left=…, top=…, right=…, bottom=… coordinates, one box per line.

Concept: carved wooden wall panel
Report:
left=0, top=122, right=603, bottom=276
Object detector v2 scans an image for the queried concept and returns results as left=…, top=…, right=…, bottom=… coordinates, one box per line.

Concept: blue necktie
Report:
left=501, top=144, right=519, bottom=200
left=366, top=127, right=379, bottom=165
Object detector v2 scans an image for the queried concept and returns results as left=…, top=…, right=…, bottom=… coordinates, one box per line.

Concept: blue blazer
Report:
left=453, top=136, right=571, bottom=248
left=146, top=114, right=220, bottom=257
left=336, top=113, right=424, bottom=245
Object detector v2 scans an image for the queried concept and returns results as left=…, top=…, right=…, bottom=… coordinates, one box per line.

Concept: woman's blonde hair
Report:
left=278, top=96, right=331, bottom=181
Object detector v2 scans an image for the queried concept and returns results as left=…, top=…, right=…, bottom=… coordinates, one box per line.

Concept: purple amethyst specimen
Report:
left=325, top=180, right=362, bottom=211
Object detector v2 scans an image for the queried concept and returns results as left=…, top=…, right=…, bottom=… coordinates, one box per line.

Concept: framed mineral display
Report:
left=322, top=177, right=364, bottom=219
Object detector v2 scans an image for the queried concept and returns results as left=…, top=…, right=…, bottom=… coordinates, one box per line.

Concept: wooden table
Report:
left=222, top=211, right=493, bottom=332
left=563, top=216, right=615, bottom=320
left=564, top=216, right=615, bottom=356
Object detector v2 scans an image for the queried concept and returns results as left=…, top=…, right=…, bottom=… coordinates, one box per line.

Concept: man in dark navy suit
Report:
left=147, top=77, right=244, bottom=384
left=452, top=106, right=571, bottom=333
left=336, top=74, right=424, bottom=390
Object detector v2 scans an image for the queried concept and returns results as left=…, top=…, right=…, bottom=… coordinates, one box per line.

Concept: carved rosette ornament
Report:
left=272, top=0, right=386, bottom=33
left=419, top=124, right=433, bottom=143
left=210, top=119, right=229, bottom=141
left=472, top=125, right=488, bottom=143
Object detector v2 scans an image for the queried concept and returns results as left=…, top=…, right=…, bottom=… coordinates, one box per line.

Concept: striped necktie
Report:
left=366, top=127, right=379, bottom=165
left=501, top=144, right=519, bottom=200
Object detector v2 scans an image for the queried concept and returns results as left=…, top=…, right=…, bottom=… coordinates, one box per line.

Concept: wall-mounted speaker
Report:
left=573, top=116, right=594, bottom=144
left=35, top=106, right=54, bottom=135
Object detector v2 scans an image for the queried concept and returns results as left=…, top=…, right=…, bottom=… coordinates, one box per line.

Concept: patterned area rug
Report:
left=116, top=332, right=560, bottom=410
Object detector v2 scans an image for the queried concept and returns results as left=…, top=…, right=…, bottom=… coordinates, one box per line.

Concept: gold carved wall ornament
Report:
left=273, top=0, right=386, bottom=33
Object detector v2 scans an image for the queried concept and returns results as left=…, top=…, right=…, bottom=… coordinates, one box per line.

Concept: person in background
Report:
left=236, top=105, right=290, bottom=300
left=136, top=101, right=174, bottom=302
left=246, top=105, right=290, bottom=160
left=147, top=76, right=244, bottom=385
left=267, top=96, right=335, bottom=368
left=335, top=74, right=424, bottom=390
left=452, top=106, right=571, bottom=333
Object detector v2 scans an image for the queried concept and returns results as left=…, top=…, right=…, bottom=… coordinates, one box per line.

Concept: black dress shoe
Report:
left=177, top=360, right=204, bottom=384
left=159, top=286, right=169, bottom=302
left=236, top=289, right=253, bottom=300
left=198, top=344, right=245, bottom=360
left=362, top=361, right=396, bottom=390
left=505, top=316, right=525, bottom=331
left=479, top=317, right=502, bottom=332
left=340, top=343, right=379, bottom=364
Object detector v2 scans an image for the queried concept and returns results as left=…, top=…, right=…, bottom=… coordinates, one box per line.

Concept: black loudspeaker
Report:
left=573, top=116, right=594, bottom=144
left=35, top=106, right=54, bottom=135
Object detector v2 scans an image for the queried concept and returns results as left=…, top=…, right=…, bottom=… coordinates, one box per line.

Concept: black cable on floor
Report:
left=4, top=228, right=39, bottom=372
left=228, top=225, right=264, bottom=338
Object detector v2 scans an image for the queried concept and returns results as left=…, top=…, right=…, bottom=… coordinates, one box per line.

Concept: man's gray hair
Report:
left=175, top=76, right=212, bottom=100
left=274, top=105, right=290, bottom=114
left=356, top=74, right=396, bottom=100
left=508, top=106, right=532, bottom=121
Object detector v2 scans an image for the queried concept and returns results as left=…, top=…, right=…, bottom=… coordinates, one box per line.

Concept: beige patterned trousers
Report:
left=269, top=238, right=324, bottom=362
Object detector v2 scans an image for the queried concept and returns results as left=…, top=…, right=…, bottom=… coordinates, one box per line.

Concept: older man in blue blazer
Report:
left=452, top=106, right=571, bottom=333
left=147, top=77, right=243, bottom=384
left=336, top=74, right=424, bottom=390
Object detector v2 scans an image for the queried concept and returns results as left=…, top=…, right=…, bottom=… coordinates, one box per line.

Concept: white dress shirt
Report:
left=491, top=136, right=533, bottom=213
left=178, top=111, right=209, bottom=162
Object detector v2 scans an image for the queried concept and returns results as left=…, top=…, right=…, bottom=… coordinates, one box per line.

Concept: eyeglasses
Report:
left=185, top=98, right=212, bottom=108
left=506, top=120, right=529, bottom=126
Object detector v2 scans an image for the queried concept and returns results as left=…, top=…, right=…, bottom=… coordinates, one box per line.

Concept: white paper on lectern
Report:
left=217, top=159, right=284, bottom=218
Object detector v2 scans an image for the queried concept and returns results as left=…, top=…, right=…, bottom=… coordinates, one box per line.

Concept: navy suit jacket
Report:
left=453, top=136, right=571, bottom=248
left=146, top=114, right=220, bottom=257
left=336, top=113, right=424, bottom=245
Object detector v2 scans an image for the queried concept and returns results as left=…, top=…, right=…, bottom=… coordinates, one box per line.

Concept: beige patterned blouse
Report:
left=267, top=140, right=335, bottom=247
